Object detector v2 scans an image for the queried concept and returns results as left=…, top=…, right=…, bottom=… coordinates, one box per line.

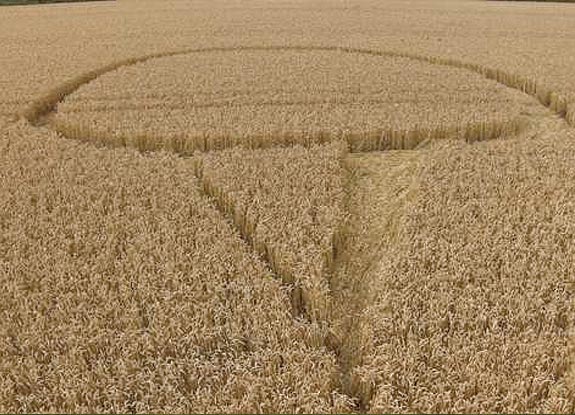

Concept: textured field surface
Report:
left=362, top=120, right=575, bottom=413
left=0, top=122, right=350, bottom=413
left=0, top=0, right=111, bottom=5
left=54, top=49, right=531, bottom=151
left=0, top=117, right=12, bottom=130
left=198, top=142, right=347, bottom=323
left=330, top=150, right=421, bottom=407
left=1, top=0, right=575, bottom=413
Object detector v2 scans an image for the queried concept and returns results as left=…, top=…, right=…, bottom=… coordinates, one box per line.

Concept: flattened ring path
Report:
left=15, top=44, right=575, bottom=412
left=21, top=45, right=574, bottom=132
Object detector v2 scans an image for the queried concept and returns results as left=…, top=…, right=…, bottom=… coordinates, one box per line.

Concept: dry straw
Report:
left=0, top=121, right=349, bottom=413
left=48, top=48, right=540, bottom=154
left=2, top=1, right=575, bottom=411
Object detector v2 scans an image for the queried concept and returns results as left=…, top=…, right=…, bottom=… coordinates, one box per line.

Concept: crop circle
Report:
left=54, top=47, right=533, bottom=152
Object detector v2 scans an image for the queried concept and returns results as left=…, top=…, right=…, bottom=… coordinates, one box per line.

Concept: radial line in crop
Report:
left=16, top=43, right=574, bottom=412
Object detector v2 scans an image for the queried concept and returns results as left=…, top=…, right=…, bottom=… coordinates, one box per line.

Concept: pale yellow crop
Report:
left=1, top=0, right=575, bottom=413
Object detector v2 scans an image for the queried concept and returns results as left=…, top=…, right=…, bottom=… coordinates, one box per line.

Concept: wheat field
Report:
left=1, top=0, right=575, bottom=413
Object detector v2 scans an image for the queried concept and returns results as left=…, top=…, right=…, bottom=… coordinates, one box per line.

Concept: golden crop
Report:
left=0, top=122, right=348, bottom=413
left=365, top=127, right=575, bottom=413
left=53, top=49, right=532, bottom=152
left=1, top=0, right=575, bottom=413
left=197, top=142, right=347, bottom=324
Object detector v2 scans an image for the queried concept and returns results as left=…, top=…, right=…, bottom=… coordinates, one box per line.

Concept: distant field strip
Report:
left=0, top=0, right=112, bottom=5
left=490, top=0, right=575, bottom=2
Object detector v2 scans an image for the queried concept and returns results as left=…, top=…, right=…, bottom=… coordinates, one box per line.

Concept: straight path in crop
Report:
left=330, top=150, right=421, bottom=409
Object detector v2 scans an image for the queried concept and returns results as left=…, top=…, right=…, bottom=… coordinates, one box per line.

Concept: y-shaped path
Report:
left=11, top=44, right=574, bottom=410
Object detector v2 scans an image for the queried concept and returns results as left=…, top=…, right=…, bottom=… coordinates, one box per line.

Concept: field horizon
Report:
left=0, top=0, right=111, bottom=6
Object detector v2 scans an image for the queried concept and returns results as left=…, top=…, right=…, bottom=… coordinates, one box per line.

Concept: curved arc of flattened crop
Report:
left=21, top=44, right=574, bottom=129
left=18, top=44, right=575, bottom=410
left=49, top=115, right=526, bottom=153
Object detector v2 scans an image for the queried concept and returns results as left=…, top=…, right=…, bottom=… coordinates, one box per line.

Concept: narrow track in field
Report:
left=21, top=45, right=573, bottom=129
left=330, top=150, right=421, bottom=410
left=12, top=44, right=574, bottom=411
